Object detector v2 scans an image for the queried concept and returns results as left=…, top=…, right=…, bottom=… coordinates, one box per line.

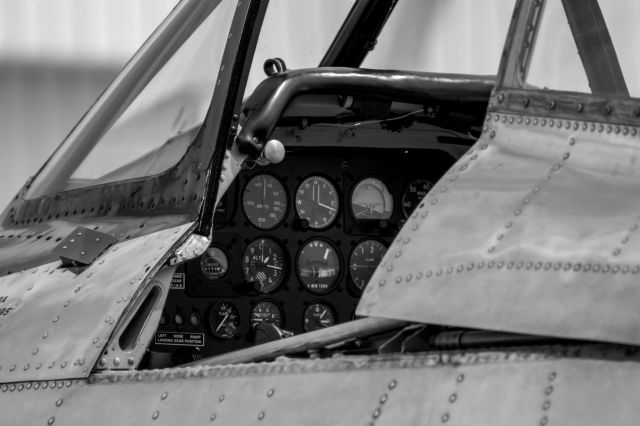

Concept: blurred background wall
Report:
left=0, top=0, right=178, bottom=208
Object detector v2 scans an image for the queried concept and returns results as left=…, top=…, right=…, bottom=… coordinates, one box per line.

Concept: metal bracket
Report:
left=53, top=226, right=118, bottom=266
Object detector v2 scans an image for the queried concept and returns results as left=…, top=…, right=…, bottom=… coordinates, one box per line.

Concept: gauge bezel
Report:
left=295, top=237, right=343, bottom=295
left=348, top=238, right=388, bottom=294
left=242, top=236, right=288, bottom=294
left=401, top=178, right=433, bottom=219
left=294, top=174, right=341, bottom=230
left=250, top=299, right=285, bottom=329
left=208, top=300, right=241, bottom=340
left=348, top=176, right=395, bottom=222
left=198, top=244, right=231, bottom=282
left=302, top=300, right=337, bottom=332
left=241, top=172, right=289, bottom=230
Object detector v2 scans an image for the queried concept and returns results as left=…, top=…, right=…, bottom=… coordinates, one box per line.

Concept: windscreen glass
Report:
left=243, top=0, right=356, bottom=97
left=361, top=0, right=515, bottom=75
left=527, top=0, right=640, bottom=96
left=26, top=0, right=236, bottom=197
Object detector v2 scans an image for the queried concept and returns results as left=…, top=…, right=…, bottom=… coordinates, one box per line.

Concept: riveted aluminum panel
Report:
left=358, top=112, right=640, bottom=345
left=2, top=347, right=640, bottom=425
left=0, top=222, right=193, bottom=383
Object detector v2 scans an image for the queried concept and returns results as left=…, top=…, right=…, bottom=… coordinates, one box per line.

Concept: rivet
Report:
left=63, top=301, right=69, bottom=307
left=613, top=248, right=621, bottom=256
left=406, top=274, right=413, bottom=282
left=593, top=264, right=601, bottom=273
left=541, top=119, right=547, bottom=126
left=210, top=413, right=217, bottom=421
left=622, top=265, right=630, bottom=274
left=17, top=384, right=23, bottom=391
left=545, top=385, right=554, bottom=395
left=497, top=93, right=504, bottom=103
left=562, top=152, right=570, bottom=160
left=258, top=412, right=265, bottom=420
left=33, top=348, right=38, bottom=355
left=426, top=271, right=433, bottom=278
left=526, top=118, right=531, bottom=125
left=449, top=393, right=457, bottom=403
left=518, top=117, right=523, bottom=124
left=56, top=399, right=63, bottom=407
left=48, top=417, right=55, bottom=425
left=388, top=379, right=397, bottom=390
left=219, top=394, right=225, bottom=402
left=494, top=115, right=499, bottom=122
left=507, top=262, right=514, bottom=269
left=569, top=138, right=575, bottom=145
left=113, top=357, right=120, bottom=367
left=441, top=413, right=450, bottom=423
left=161, top=392, right=168, bottom=400
left=505, top=220, right=513, bottom=228
left=60, top=361, right=67, bottom=368
left=540, top=416, right=548, bottom=426
left=436, top=269, right=443, bottom=276
left=380, top=394, right=388, bottom=404
left=378, top=280, right=385, bottom=287
left=456, top=265, right=463, bottom=273
left=128, top=357, right=135, bottom=366
left=53, top=316, right=59, bottom=323
left=563, top=262, right=572, bottom=271
left=603, top=265, right=611, bottom=273
left=547, top=100, right=556, bottom=110
left=386, top=265, right=393, bottom=272
left=49, top=362, right=55, bottom=369
left=372, top=408, right=381, bottom=419
left=152, top=411, right=159, bottom=420
left=23, top=364, right=29, bottom=371
left=0, top=385, right=6, bottom=392
left=9, top=384, right=15, bottom=391
left=9, top=364, right=15, bottom=371
left=490, top=130, right=496, bottom=138
left=267, top=388, right=275, bottom=397
left=631, top=265, right=639, bottom=274
left=497, top=261, right=505, bottom=269
left=544, top=262, right=551, bottom=270
left=522, top=97, right=530, bottom=107
left=508, top=117, right=514, bottom=124
left=477, top=261, right=485, bottom=269
left=543, top=401, right=551, bottom=410
left=576, top=102, right=583, bottom=112
left=604, top=105, right=612, bottom=115
left=36, top=363, right=42, bottom=369
left=457, top=374, right=464, bottom=383
left=446, top=266, right=453, bottom=274
left=395, top=277, right=402, bottom=284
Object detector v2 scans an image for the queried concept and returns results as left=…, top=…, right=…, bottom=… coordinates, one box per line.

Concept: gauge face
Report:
left=250, top=300, right=283, bottom=329
left=402, top=179, right=433, bottom=218
left=303, top=302, right=336, bottom=332
left=209, top=301, right=240, bottom=339
left=297, top=239, right=341, bottom=294
left=295, top=176, right=339, bottom=229
left=242, top=174, right=288, bottom=229
left=349, top=240, right=387, bottom=291
left=350, top=177, right=394, bottom=220
left=242, top=238, right=286, bottom=293
left=199, top=247, right=229, bottom=280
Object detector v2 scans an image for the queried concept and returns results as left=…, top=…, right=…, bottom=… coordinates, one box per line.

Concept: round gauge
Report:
left=242, top=174, right=288, bottom=229
left=297, top=239, right=341, bottom=294
left=295, top=176, right=339, bottom=229
left=350, top=177, right=394, bottom=220
left=208, top=301, right=240, bottom=339
left=250, top=300, right=283, bottom=329
left=199, top=247, right=229, bottom=280
left=303, top=302, right=336, bottom=332
left=242, top=238, right=287, bottom=293
left=349, top=239, right=387, bottom=291
left=402, top=179, right=433, bottom=218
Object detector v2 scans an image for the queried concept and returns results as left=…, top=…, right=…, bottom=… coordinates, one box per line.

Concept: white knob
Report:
left=263, top=139, right=285, bottom=164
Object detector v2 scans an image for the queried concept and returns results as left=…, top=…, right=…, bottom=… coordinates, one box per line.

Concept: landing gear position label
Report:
left=170, top=273, right=185, bottom=290
left=154, top=332, right=204, bottom=347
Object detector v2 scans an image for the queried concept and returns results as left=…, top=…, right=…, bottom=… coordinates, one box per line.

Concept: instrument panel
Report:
left=152, top=147, right=454, bottom=360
